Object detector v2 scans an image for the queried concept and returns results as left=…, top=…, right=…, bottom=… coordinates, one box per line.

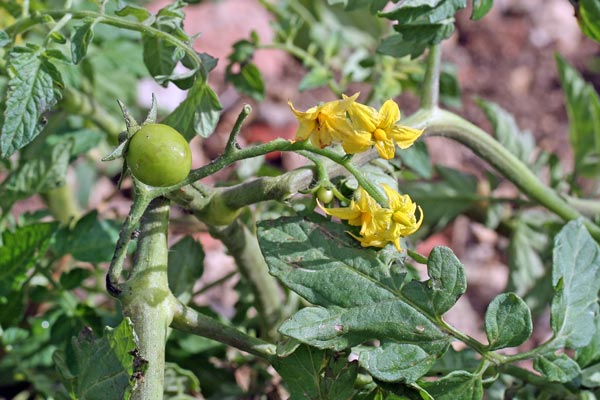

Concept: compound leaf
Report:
left=258, top=215, right=452, bottom=382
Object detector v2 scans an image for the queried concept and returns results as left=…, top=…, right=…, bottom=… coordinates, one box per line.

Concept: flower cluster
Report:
left=288, top=93, right=423, bottom=160
left=289, top=94, right=424, bottom=250
left=320, top=184, right=423, bottom=251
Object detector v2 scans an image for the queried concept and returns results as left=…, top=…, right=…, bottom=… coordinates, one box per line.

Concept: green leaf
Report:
left=71, top=21, right=95, bottom=64
left=0, top=222, right=58, bottom=298
left=142, top=33, right=184, bottom=84
left=556, top=54, right=600, bottom=177
left=45, top=129, right=103, bottom=157
left=274, top=345, right=358, bottom=400
left=53, top=319, right=145, bottom=400
left=225, top=62, right=265, bottom=101
left=163, top=80, right=222, bottom=140
left=357, top=342, right=437, bottom=383
left=378, top=24, right=454, bottom=59
left=400, top=246, right=467, bottom=317
left=382, top=0, right=466, bottom=24
left=322, top=354, right=359, bottom=400
left=576, top=0, right=600, bottom=43
left=402, top=166, right=478, bottom=231
left=273, top=345, right=324, bottom=399
left=168, top=236, right=204, bottom=302
left=378, top=0, right=466, bottom=58
left=60, top=267, right=93, bottom=291
left=0, top=139, right=73, bottom=212
left=550, top=219, right=600, bottom=348
left=419, top=371, right=483, bottom=400
left=54, top=210, right=121, bottom=263
left=1, top=46, right=63, bottom=157
left=258, top=215, right=450, bottom=373
left=298, top=67, right=332, bottom=91
left=142, top=1, right=187, bottom=83
left=0, top=289, right=26, bottom=326
left=471, top=0, right=493, bottom=20
left=484, top=292, right=532, bottom=350
left=533, top=353, right=581, bottom=383
left=476, top=98, right=536, bottom=165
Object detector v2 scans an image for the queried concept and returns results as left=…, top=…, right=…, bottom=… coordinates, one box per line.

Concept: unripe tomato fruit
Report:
left=126, top=123, right=191, bottom=187
left=316, top=187, right=334, bottom=203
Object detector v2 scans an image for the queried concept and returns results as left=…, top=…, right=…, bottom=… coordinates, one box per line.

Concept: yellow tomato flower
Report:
left=343, top=99, right=424, bottom=159
left=320, top=187, right=390, bottom=237
left=381, top=184, right=423, bottom=250
left=320, top=184, right=423, bottom=252
left=288, top=93, right=359, bottom=148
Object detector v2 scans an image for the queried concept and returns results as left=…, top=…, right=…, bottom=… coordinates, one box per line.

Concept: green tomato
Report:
left=316, top=187, right=334, bottom=203
left=126, top=123, right=191, bottom=187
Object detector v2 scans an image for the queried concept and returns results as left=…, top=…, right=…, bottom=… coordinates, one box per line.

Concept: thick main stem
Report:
left=119, top=197, right=175, bottom=400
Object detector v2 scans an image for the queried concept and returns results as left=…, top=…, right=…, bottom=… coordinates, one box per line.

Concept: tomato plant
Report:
left=1, top=0, right=600, bottom=399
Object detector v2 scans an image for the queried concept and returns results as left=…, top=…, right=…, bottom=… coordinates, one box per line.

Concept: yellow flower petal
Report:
left=374, top=138, right=396, bottom=159
left=390, top=125, right=424, bottom=149
left=348, top=102, right=378, bottom=133
left=322, top=203, right=362, bottom=223
left=378, top=100, right=401, bottom=129
left=340, top=130, right=373, bottom=154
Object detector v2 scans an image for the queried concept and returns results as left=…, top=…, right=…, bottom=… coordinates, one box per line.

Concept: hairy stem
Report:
left=106, top=184, right=153, bottom=295
left=7, top=10, right=204, bottom=74
left=171, top=300, right=277, bottom=359
left=421, top=44, right=441, bottom=110
left=425, top=109, right=600, bottom=241
left=119, top=197, right=176, bottom=400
